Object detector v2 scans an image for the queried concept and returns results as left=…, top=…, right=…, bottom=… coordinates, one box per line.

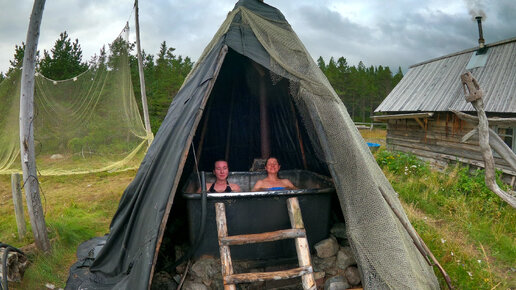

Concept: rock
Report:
left=190, top=256, right=220, bottom=282
left=314, top=271, right=326, bottom=280
left=336, top=247, right=356, bottom=270
left=315, top=236, right=339, bottom=258
left=50, top=154, right=64, bottom=160
left=183, top=281, right=208, bottom=290
left=330, top=223, right=347, bottom=239
left=314, top=271, right=326, bottom=289
left=313, top=255, right=337, bottom=275
left=324, top=275, right=350, bottom=290
left=344, top=266, right=361, bottom=286
left=151, top=271, right=178, bottom=290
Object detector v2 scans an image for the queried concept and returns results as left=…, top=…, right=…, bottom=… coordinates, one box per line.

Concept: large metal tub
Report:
left=182, top=170, right=334, bottom=260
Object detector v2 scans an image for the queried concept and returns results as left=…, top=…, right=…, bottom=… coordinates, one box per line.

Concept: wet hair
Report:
left=265, top=157, right=280, bottom=166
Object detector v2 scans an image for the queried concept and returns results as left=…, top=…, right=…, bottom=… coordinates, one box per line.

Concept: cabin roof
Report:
left=375, top=37, right=516, bottom=113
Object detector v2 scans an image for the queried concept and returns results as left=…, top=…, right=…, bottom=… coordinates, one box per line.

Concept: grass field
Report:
left=0, top=170, right=135, bottom=289
left=0, top=128, right=514, bottom=289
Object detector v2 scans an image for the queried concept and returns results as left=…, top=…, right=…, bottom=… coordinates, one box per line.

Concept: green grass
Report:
left=376, top=149, right=516, bottom=289
left=0, top=170, right=134, bottom=289
left=1, top=143, right=515, bottom=289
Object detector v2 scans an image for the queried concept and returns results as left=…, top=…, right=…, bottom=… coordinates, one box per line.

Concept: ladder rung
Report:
left=224, top=266, right=313, bottom=284
left=221, top=228, right=306, bottom=246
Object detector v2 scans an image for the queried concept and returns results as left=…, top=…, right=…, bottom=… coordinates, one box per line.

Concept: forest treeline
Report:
left=1, top=32, right=403, bottom=133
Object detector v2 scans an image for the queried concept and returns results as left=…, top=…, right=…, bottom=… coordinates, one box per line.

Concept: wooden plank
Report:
left=215, top=202, right=236, bottom=290
left=287, top=197, right=316, bottom=290
left=414, top=117, right=425, bottom=129
left=388, top=137, right=511, bottom=167
left=224, top=266, right=312, bottom=284
left=221, top=229, right=306, bottom=246
left=452, top=109, right=516, bottom=126
left=11, top=173, right=26, bottom=239
left=373, top=112, right=434, bottom=121
left=388, top=143, right=516, bottom=176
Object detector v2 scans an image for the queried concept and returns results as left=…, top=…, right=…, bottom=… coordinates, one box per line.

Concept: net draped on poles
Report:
left=0, top=33, right=153, bottom=176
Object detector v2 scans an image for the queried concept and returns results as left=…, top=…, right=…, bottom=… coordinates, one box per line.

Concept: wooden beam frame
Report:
left=373, top=112, right=433, bottom=130
left=374, top=112, right=433, bottom=122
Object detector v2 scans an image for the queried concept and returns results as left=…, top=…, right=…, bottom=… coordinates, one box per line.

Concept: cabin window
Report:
left=496, top=127, right=515, bottom=153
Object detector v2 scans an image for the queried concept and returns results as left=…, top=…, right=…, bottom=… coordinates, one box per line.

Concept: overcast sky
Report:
left=0, top=0, right=515, bottom=75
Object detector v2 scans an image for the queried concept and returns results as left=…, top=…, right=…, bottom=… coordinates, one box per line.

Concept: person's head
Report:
left=213, top=160, right=229, bottom=181
left=265, top=157, right=280, bottom=175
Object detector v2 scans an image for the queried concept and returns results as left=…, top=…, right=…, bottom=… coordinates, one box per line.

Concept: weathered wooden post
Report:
left=134, top=0, right=152, bottom=145
left=20, top=0, right=51, bottom=252
left=459, top=72, right=516, bottom=208
left=11, top=173, right=27, bottom=239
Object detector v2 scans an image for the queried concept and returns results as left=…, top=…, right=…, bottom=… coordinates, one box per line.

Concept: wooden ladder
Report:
left=215, top=197, right=316, bottom=290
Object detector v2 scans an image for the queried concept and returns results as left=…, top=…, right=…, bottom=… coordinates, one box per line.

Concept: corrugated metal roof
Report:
left=375, top=37, right=516, bottom=113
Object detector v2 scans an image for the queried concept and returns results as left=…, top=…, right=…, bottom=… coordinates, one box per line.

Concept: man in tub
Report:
left=252, top=157, right=297, bottom=191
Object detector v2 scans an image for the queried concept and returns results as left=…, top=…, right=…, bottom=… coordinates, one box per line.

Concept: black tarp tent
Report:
left=66, top=1, right=439, bottom=289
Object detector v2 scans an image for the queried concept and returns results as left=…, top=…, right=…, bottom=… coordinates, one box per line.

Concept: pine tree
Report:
left=39, top=31, right=88, bottom=80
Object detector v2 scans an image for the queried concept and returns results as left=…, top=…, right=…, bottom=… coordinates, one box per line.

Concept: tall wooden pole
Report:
left=20, top=0, right=50, bottom=252
left=11, top=173, right=27, bottom=239
left=134, top=0, right=152, bottom=144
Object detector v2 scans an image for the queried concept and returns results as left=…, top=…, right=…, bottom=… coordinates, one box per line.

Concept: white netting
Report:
left=0, top=35, right=152, bottom=175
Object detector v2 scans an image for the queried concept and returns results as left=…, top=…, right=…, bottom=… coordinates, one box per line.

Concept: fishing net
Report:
left=0, top=33, right=152, bottom=176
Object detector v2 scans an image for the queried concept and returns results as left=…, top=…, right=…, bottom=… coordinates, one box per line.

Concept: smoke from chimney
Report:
left=464, top=0, right=487, bottom=21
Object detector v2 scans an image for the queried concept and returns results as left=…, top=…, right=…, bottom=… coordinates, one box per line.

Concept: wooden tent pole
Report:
left=225, top=89, right=236, bottom=162
left=134, top=0, right=152, bottom=144
left=290, top=99, right=307, bottom=169
left=20, top=0, right=50, bottom=253
left=252, top=63, right=270, bottom=158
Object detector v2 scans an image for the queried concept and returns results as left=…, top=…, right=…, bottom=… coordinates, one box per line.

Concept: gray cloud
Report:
left=1, top=0, right=515, bottom=74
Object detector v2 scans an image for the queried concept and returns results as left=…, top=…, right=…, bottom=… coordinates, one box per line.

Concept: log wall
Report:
left=386, top=112, right=516, bottom=179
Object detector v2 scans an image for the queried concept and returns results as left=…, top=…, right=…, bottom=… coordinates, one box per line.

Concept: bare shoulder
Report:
left=281, top=179, right=296, bottom=189
left=198, top=183, right=213, bottom=193
left=252, top=179, right=264, bottom=191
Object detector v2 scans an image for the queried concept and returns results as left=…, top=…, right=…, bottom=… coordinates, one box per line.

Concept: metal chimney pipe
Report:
left=475, top=16, right=485, bottom=49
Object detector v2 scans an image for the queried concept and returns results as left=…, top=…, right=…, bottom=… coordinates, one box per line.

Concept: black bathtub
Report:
left=182, top=170, right=334, bottom=260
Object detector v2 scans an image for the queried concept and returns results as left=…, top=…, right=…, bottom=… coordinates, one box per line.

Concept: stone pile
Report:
left=152, top=223, right=361, bottom=290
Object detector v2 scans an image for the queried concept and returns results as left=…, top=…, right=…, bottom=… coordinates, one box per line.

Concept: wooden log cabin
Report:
left=374, top=22, right=516, bottom=185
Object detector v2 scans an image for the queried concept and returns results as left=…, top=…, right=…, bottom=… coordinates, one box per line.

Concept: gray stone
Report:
left=315, top=236, right=339, bottom=258
left=190, top=256, right=221, bottom=281
left=336, top=247, right=356, bottom=270
left=330, top=223, right=347, bottom=239
left=344, top=266, right=361, bottom=286
left=50, top=154, right=64, bottom=160
left=151, top=271, right=178, bottom=290
left=324, top=275, right=350, bottom=290
left=312, top=255, right=337, bottom=274
left=183, top=281, right=208, bottom=290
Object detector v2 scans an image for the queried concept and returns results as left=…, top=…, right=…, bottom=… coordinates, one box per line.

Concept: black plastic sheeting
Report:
left=192, top=51, right=327, bottom=174
left=65, top=1, right=324, bottom=289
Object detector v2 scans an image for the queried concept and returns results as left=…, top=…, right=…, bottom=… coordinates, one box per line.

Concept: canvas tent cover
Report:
left=66, top=1, right=439, bottom=289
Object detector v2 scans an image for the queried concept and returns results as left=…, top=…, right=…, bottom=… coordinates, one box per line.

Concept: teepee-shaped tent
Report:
left=66, top=1, right=439, bottom=289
